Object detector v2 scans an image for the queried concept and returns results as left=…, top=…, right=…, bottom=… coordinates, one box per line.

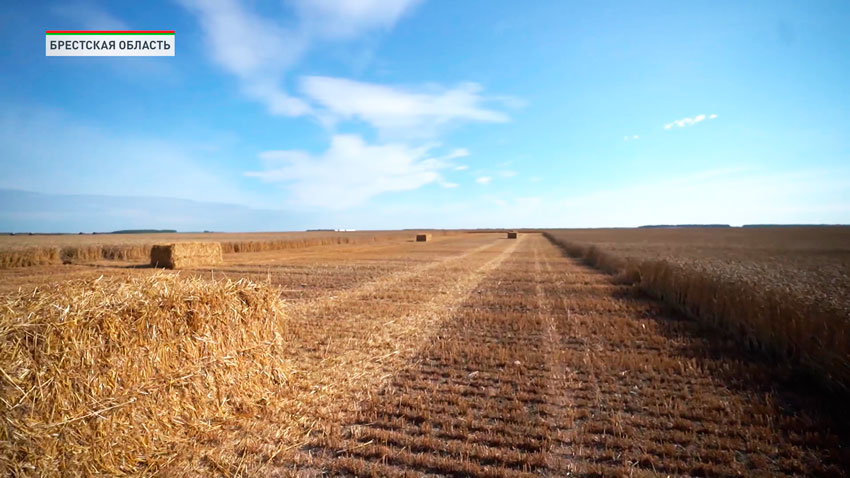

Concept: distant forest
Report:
left=638, top=224, right=731, bottom=229
left=110, top=229, right=177, bottom=234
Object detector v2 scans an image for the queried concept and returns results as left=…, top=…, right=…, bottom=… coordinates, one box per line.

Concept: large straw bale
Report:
left=0, top=247, right=61, bottom=268
left=150, top=242, right=222, bottom=269
left=507, top=231, right=518, bottom=239
left=416, top=234, right=432, bottom=242
left=0, top=272, right=286, bottom=475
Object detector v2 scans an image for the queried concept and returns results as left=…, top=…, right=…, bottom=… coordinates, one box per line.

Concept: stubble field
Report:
left=1, top=230, right=849, bottom=476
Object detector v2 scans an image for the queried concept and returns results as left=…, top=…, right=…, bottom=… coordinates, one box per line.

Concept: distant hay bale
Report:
left=416, top=234, right=432, bottom=242
left=507, top=231, right=519, bottom=239
left=150, top=242, right=222, bottom=269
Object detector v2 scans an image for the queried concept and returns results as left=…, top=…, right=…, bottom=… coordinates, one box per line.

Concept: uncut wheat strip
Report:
left=535, top=251, right=844, bottom=476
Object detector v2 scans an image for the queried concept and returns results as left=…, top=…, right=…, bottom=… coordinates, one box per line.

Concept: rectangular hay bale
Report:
left=507, top=231, right=518, bottom=239
left=416, top=234, right=432, bottom=242
left=150, top=242, right=223, bottom=269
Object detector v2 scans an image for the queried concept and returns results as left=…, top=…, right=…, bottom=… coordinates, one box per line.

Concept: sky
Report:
left=1, top=1, right=849, bottom=231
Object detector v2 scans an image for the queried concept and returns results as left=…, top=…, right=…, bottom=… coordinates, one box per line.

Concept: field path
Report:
left=278, top=233, right=847, bottom=477
left=190, top=234, right=526, bottom=474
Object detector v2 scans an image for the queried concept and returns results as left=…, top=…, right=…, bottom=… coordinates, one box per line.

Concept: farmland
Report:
left=2, top=230, right=849, bottom=476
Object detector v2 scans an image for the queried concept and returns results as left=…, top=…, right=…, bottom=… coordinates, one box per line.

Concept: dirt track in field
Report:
left=2, top=233, right=848, bottom=476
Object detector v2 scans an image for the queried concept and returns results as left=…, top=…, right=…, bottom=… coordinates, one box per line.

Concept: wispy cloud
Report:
left=300, top=77, right=509, bottom=138
left=177, top=0, right=426, bottom=117
left=180, top=0, right=515, bottom=207
left=245, top=134, right=446, bottom=209
left=177, top=0, right=310, bottom=116
left=0, top=104, right=251, bottom=205
left=290, top=0, right=424, bottom=38
left=455, top=165, right=469, bottom=171
left=623, top=135, right=639, bottom=141
left=664, top=113, right=718, bottom=130
left=476, top=176, right=492, bottom=185
left=441, top=148, right=469, bottom=160
left=499, top=170, right=517, bottom=178
left=50, top=2, right=129, bottom=30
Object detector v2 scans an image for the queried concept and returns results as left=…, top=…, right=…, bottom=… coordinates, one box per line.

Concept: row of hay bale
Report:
left=0, top=244, right=154, bottom=268
left=1, top=230, right=464, bottom=269
left=1, top=230, right=508, bottom=269
left=416, top=231, right=518, bottom=243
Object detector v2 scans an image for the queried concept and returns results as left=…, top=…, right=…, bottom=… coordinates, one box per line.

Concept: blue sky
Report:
left=1, top=1, right=849, bottom=231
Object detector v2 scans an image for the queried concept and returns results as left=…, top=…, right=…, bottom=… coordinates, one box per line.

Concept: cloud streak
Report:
left=300, top=77, right=509, bottom=138
left=180, top=0, right=514, bottom=208
left=664, top=113, right=718, bottom=130
left=178, top=0, right=428, bottom=118
left=245, top=134, right=446, bottom=209
left=177, top=0, right=310, bottom=116
left=290, top=0, right=423, bottom=38
left=50, top=2, right=129, bottom=30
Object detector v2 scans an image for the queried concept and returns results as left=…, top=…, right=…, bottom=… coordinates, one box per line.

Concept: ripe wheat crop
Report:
left=543, top=227, right=850, bottom=394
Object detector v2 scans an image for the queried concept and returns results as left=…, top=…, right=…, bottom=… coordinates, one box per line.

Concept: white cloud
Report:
left=177, top=0, right=310, bottom=116
left=440, top=181, right=459, bottom=188
left=290, top=0, right=423, bottom=38
left=664, top=113, right=718, bottom=130
left=178, top=0, right=425, bottom=118
left=50, top=3, right=129, bottom=30
left=624, top=134, right=639, bottom=141
left=300, top=77, right=509, bottom=138
left=455, top=165, right=469, bottom=171
left=245, top=134, right=445, bottom=209
left=499, top=170, right=517, bottom=178
left=441, top=148, right=469, bottom=160
left=178, top=0, right=514, bottom=206
left=529, top=177, right=541, bottom=182
left=476, top=176, right=492, bottom=185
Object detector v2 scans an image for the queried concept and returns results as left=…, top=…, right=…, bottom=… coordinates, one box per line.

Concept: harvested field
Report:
left=1, top=232, right=848, bottom=476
